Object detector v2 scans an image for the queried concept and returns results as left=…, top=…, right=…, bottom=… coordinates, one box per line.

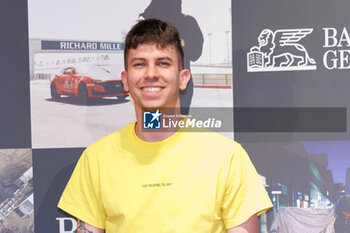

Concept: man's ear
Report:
left=121, top=71, right=129, bottom=92
left=179, top=69, right=191, bottom=91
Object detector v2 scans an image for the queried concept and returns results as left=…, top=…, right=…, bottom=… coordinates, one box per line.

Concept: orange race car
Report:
left=50, top=65, right=128, bottom=103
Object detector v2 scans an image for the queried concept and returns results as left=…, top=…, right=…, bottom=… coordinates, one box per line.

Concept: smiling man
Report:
left=58, top=19, right=272, bottom=233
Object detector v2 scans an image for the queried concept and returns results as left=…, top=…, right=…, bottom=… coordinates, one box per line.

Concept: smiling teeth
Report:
left=143, top=87, right=162, bottom=92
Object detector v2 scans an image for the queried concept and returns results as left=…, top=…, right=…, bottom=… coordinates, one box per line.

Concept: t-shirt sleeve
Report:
left=57, top=148, right=106, bottom=229
left=221, top=144, right=273, bottom=229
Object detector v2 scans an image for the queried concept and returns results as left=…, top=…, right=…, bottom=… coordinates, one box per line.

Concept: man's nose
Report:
left=145, top=64, right=159, bottom=81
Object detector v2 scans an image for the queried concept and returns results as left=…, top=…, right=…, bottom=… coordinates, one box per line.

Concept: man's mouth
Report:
left=141, top=87, right=164, bottom=92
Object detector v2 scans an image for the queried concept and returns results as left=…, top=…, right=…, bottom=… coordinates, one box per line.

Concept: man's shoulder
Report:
left=189, top=130, right=238, bottom=143
left=187, top=131, right=242, bottom=154
left=86, top=122, right=134, bottom=153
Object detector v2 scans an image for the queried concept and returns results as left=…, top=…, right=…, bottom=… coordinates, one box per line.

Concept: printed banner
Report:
left=233, top=0, right=350, bottom=232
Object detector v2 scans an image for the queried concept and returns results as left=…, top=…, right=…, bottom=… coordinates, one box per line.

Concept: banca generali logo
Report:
left=247, top=28, right=317, bottom=72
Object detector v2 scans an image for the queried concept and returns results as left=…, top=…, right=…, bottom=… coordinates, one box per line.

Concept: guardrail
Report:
left=34, top=73, right=52, bottom=80
left=192, top=74, right=232, bottom=88
left=34, top=73, right=233, bottom=88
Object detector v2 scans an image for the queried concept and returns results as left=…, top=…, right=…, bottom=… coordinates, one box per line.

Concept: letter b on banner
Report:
left=56, top=217, right=77, bottom=233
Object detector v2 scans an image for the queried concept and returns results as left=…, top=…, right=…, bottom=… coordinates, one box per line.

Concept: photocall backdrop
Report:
left=232, top=0, right=350, bottom=232
left=0, top=0, right=349, bottom=232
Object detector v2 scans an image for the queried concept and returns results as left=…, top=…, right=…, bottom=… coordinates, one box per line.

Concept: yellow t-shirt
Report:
left=58, top=122, right=272, bottom=232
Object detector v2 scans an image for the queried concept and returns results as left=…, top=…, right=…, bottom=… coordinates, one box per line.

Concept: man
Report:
left=58, top=19, right=272, bottom=233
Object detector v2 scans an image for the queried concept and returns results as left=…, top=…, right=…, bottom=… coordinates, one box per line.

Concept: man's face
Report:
left=121, top=43, right=190, bottom=111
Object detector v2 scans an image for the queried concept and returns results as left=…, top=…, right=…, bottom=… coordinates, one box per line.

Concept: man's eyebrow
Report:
left=130, top=57, right=146, bottom=63
left=157, top=57, right=173, bottom=61
left=129, top=57, right=173, bottom=63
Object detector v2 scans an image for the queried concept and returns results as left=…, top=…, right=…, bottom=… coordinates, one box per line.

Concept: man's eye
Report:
left=158, top=62, right=170, bottom=66
left=133, top=63, right=145, bottom=67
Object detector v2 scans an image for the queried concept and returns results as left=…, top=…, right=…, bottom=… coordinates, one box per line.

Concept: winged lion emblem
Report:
left=250, top=28, right=316, bottom=68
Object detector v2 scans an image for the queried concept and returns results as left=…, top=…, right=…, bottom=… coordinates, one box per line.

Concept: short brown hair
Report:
left=124, top=19, right=184, bottom=70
